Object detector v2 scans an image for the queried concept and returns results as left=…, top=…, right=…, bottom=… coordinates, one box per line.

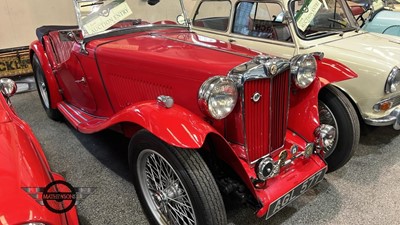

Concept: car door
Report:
left=193, top=0, right=296, bottom=59
left=47, top=31, right=97, bottom=113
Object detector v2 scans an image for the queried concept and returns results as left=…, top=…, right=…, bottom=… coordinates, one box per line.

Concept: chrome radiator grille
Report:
left=244, top=71, right=290, bottom=162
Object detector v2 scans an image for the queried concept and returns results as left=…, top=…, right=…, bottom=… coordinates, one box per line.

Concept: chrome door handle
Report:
left=75, top=77, right=86, bottom=83
left=228, top=38, right=236, bottom=43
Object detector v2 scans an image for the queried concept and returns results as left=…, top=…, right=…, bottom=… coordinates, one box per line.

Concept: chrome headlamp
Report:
left=290, top=54, right=317, bottom=89
left=198, top=76, right=238, bottom=119
left=0, top=78, right=17, bottom=97
left=385, top=66, right=400, bottom=94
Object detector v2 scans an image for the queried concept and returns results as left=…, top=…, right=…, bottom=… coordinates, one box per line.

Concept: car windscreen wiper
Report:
left=81, top=2, right=104, bottom=7
left=307, top=30, right=344, bottom=37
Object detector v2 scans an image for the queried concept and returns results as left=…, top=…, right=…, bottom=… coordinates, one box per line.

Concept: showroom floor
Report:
left=12, top=90, right=400, bottom=225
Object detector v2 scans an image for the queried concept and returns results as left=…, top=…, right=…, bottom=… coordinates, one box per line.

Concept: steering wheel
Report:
left=265, top=26, right=278, bottom=40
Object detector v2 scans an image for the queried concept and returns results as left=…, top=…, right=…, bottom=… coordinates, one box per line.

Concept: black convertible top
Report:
left=36, top=25, right=78, bottom=41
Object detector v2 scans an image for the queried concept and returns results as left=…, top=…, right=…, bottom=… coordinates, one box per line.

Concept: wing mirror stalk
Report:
left=59, top=30, right=88, bottom=55
left=0, top=78, right=17, bottom=105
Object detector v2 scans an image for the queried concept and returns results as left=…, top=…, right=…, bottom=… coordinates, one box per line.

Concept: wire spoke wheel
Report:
left=319, top=86, right=359, bottom=172
left=319, top=100, right=339, bottom=158
left=35, top=65, right=50, bottom=109
left=138, top=149, right=196, bottom=225
left=130, top=131, right=227, bottom=225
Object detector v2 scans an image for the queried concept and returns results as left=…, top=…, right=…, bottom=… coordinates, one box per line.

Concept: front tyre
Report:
left=32, top=54, right=62, bottom=120
left=319, top=85, right=360, bottom=173
left=129, top=130, right=227, bottom=225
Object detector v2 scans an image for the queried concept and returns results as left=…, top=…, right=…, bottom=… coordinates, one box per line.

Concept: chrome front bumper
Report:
left=364, top=109, right=400, bottom=130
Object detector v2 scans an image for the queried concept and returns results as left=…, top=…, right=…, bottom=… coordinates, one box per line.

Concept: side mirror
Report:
left=59, top=29, right=88, bottom=54
left=59, top=29, right=84, bottom=44
left=0, top=78, right=17, bottom=98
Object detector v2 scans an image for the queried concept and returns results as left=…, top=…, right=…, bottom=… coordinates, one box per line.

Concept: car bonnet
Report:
left=320, top=32, right=400, bottom=67
left=94, top=29, right=263, bottom=77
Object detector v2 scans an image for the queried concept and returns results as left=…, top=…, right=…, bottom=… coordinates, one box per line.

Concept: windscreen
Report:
left=290, top=0, right=357, bottom=39
left=74, top=0, right=188, bottom=37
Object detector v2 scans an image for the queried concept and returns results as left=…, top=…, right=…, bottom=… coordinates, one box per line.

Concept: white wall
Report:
left=0, top=0, right=197, bottom=49
left=0, top=0, right=76, bottom=49
left=184, top=0, right=197, bottom=13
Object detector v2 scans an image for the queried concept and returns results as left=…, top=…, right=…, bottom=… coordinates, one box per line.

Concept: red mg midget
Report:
left=30, top=0, right=357, bottom=224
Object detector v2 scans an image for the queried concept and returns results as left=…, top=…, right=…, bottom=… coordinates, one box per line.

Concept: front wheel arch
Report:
left=30, top=41, right=63, bottom=109
left=31, top=53, right=63, bottom=121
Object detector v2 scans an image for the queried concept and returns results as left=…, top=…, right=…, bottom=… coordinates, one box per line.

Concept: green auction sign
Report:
left=295, top=0, right=322, bottom=31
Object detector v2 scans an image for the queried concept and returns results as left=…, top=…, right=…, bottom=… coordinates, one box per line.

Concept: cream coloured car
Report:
left=191, top=0, right=400, bottom=167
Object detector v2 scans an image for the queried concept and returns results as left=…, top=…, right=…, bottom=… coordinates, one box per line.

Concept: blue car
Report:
left=354, top=0, right=400, bottom=36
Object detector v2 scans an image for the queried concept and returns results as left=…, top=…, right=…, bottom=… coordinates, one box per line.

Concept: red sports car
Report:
left=0, top=78, right=79, bottom=225
left=30, top=0, right=357, bottom=224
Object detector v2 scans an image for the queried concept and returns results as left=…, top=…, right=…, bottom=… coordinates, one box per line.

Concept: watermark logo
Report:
left=22, top=180, right=95, bottom=213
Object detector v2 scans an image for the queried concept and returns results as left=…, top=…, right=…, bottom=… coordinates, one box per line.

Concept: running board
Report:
left=57, top=102, right=108, bottom=133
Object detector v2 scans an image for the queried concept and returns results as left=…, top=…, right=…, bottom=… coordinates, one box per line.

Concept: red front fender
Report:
left=62, top=100, right=219, bottom=149
left=317, top=57, right=358, bottom=87
left=122, top=102, right=218, bottom=148
left=288, top=57, right=358, bottom=142
left=30, top=40, right=62, bottom=109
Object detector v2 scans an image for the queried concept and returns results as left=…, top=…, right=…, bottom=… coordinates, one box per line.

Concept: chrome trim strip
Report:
left=179, top=0, right=190, bottom=28
left=299, top=45, right=317, bottom=50
left=228, top=56, right=290, bottom=85
left=192, top=27, right=229, bottom=37
left=298, top=32, right=366, bottom=49
left=240, top=83, right=248, bottom=161
left=228, top=34, right=296, bottom=47
left=364, top=108, right=400, bottom=129
left=385, top=66, right=400, bottom=94
left=158, top=34, right=254, bottom=59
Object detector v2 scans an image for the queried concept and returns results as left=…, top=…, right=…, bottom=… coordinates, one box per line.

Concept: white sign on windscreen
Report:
left=83, top=1, right=132, bottom=35
left=295, top=0, right=322, bottom=31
